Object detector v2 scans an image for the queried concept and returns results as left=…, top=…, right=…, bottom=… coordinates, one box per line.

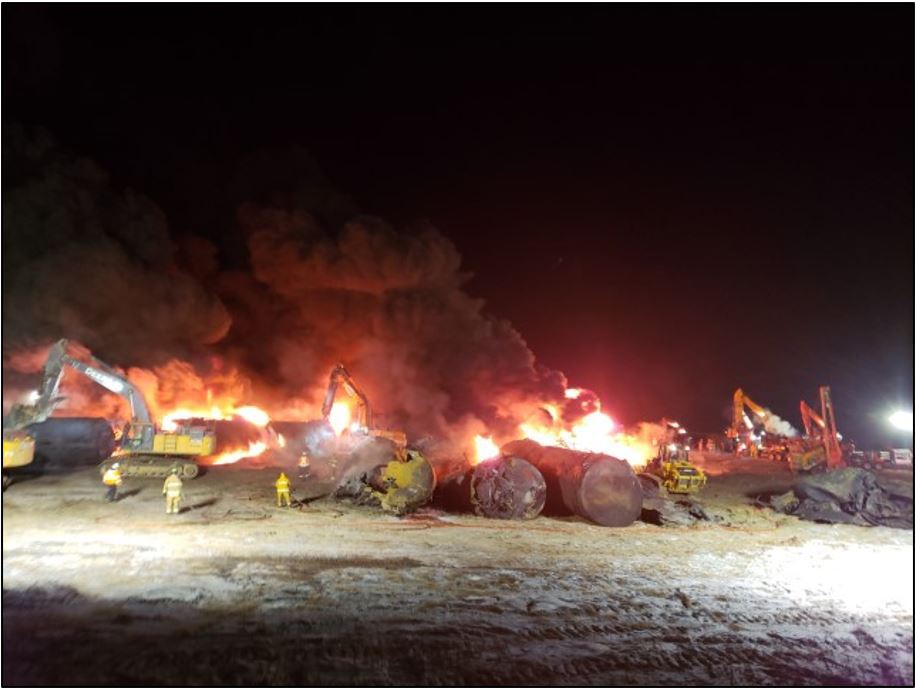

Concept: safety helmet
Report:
left=112, top=462, right=119, bottom=468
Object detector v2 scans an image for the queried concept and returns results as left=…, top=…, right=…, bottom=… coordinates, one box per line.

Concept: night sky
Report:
left=3, top=5, right=912, bottom=445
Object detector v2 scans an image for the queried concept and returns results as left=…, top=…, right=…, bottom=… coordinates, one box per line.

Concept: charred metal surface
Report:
left=470, top=456, right=546, bottom=519
left=434, top=456, right=546, bottom=519
left=501, top=439, right=642, bottom=527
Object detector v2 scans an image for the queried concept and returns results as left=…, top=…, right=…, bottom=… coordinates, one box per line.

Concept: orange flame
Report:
left=233, top=405, right=270, bottom=427
left=211, top=441, right=268, bottom=465
left=328, top=402, right=351, bottom=436
left=472, top=435, right=500, bottom=465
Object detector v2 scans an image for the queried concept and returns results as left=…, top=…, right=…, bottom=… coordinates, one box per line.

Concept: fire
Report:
left=161, top=405, right=225, bottom=431
left=211, top=441, right=267, bottom=465
left=160, top=402, right=275, bottom=465
left=233, top=405, right=270, bottom=427
left=472, top=435, right=500, bottom=465
left=507, top=391, right=657, bottom=467
left=328, top=401, right=351, bottom=436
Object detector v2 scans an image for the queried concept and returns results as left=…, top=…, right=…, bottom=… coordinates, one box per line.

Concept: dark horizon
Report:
left=3, top=5, right=912, bottom=446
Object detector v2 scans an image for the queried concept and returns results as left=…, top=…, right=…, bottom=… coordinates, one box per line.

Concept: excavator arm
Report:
left=799, top=400, right=824, bottom=438
left=798, top=386, right=844, bottom=470
left=11, top=339, right=153, bottom=426
left=731, top=388, right=769, bottom=437
left=321, top=364, right=372, bottom=430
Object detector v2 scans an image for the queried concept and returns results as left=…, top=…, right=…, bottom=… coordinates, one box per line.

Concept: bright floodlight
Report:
left=888, top=411, right=913, bottom=432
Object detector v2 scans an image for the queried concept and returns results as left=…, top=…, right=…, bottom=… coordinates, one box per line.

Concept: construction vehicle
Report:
left=3, top=389, right=60, bottom=488
left=793, top=386, right=845, bottom=471
left=17, top=339, right=213, bottom=478
left=321, top=363, right=408, bottom=452
left=3, top=430, right=35, bottom=489
left=640, top=422, right=707, bottom=495
left=846, top=448, right=913, bottom=470
left=728, top=388, right=794, bottom=460
left=320, top=363, right=437, bottom=511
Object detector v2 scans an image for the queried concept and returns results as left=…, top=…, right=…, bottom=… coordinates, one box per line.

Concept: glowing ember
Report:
left=328, top=401, right=351, bottom=436
left=564, top=387, right=582, bottom=399
left=472, top=435, right=500, bottom=465
left=210, top=441, right=267, bottom=465
left=233, top=405, right=270, bottom=427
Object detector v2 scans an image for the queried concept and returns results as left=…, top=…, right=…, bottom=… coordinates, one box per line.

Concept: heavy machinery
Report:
left=321, top=363, right=408, bottom=451
left=15, top=339, right=213, bottom=478
left=2, top=429, right=35, bottom=489
left=794, top=386, right=845, bottom=471
left=727, top=388, right=770, bottom=452
left=727, top=388, right=794, bottom=460
left=640, top=422, right=707, bottom=495
left=320, top=363, right=436, bottom=513
left=3, top=388, right=61, bottom=488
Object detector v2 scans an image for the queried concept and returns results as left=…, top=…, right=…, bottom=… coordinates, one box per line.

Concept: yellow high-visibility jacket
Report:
left=163, top=475, right=183, bottom=497
left=103, top=468, right=122, bottom=486
left=275, top=476, right=290, bottom=492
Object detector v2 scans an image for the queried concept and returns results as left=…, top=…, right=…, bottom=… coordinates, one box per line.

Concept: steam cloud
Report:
left=762, top=413, right=798, bottom=438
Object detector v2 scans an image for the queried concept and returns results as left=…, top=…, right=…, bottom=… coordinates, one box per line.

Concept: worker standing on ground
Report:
left=275, top=471, right=291, bottom=507
left=103, top=462, right=123, bottom=502
left=163, top=467, right=183, bottom=514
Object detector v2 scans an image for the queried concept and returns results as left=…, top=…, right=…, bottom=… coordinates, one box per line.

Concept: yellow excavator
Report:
left=321, top=363, right=408, bottom=453
left=728, top=389, right=769, bottom=447
left=320, top=363, right=435, bottom=513
left=2, top=396, right=50, bottom=489
left=727, top=388, right=792, bottom=459
left=11, top=339, right=214, bottom=478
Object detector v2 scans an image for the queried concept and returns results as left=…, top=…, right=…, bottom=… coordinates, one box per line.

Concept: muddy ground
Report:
left=2, top=454, right=912, bottom=685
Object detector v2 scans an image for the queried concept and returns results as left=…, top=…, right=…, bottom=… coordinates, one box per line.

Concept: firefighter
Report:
left=103, top=462, right=123, bottom=502
left=275, top=471, right=291, bottom=507
left=163, top=467, right=183, bottom=514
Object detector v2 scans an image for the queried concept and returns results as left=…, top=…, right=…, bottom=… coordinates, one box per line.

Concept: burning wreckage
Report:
left=4, top=338, right=912, bottom=533
left=4, top=339, right=716, bottom=527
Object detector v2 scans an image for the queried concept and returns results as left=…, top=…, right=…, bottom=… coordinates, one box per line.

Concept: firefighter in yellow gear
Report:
left=103, top=462, right=123, bottom=502
left=163, top=468, right=183, bottom=514
left=275, top=472, right=291, bottom=507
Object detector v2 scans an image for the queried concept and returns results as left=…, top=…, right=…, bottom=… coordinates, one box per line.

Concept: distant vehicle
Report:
left=847, top=449, right=913, bottom=470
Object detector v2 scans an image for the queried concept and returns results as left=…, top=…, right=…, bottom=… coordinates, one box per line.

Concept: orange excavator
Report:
left=798, top=386, right=845, bottom=470
left=727, top=388, right=773, bottom=457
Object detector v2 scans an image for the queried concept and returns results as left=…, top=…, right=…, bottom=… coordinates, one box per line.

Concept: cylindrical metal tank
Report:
left=501, top=439, right=642, bottom=527
left=435, top=456, right=546, bottom=519
left=25, top=417, right=115, bottom=470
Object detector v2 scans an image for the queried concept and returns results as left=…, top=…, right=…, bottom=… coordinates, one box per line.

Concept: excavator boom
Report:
left=731, top=388, right=769, bottom=437
left=9, top=339, right=210, bottom=478
left=796, top=386, right=844, bottom=470
left=322, top=364, right=372, bottom=430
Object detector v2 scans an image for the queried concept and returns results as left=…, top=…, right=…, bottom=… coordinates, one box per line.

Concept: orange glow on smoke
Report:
left=472, top=435, right=500, bottom=465
left=328, top=402, right=351, bottom=436
left=564, top=387, right=583, bottom=399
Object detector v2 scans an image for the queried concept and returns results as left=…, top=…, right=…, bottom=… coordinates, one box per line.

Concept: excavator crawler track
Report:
left=100, top=456, right=199, bottom=479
